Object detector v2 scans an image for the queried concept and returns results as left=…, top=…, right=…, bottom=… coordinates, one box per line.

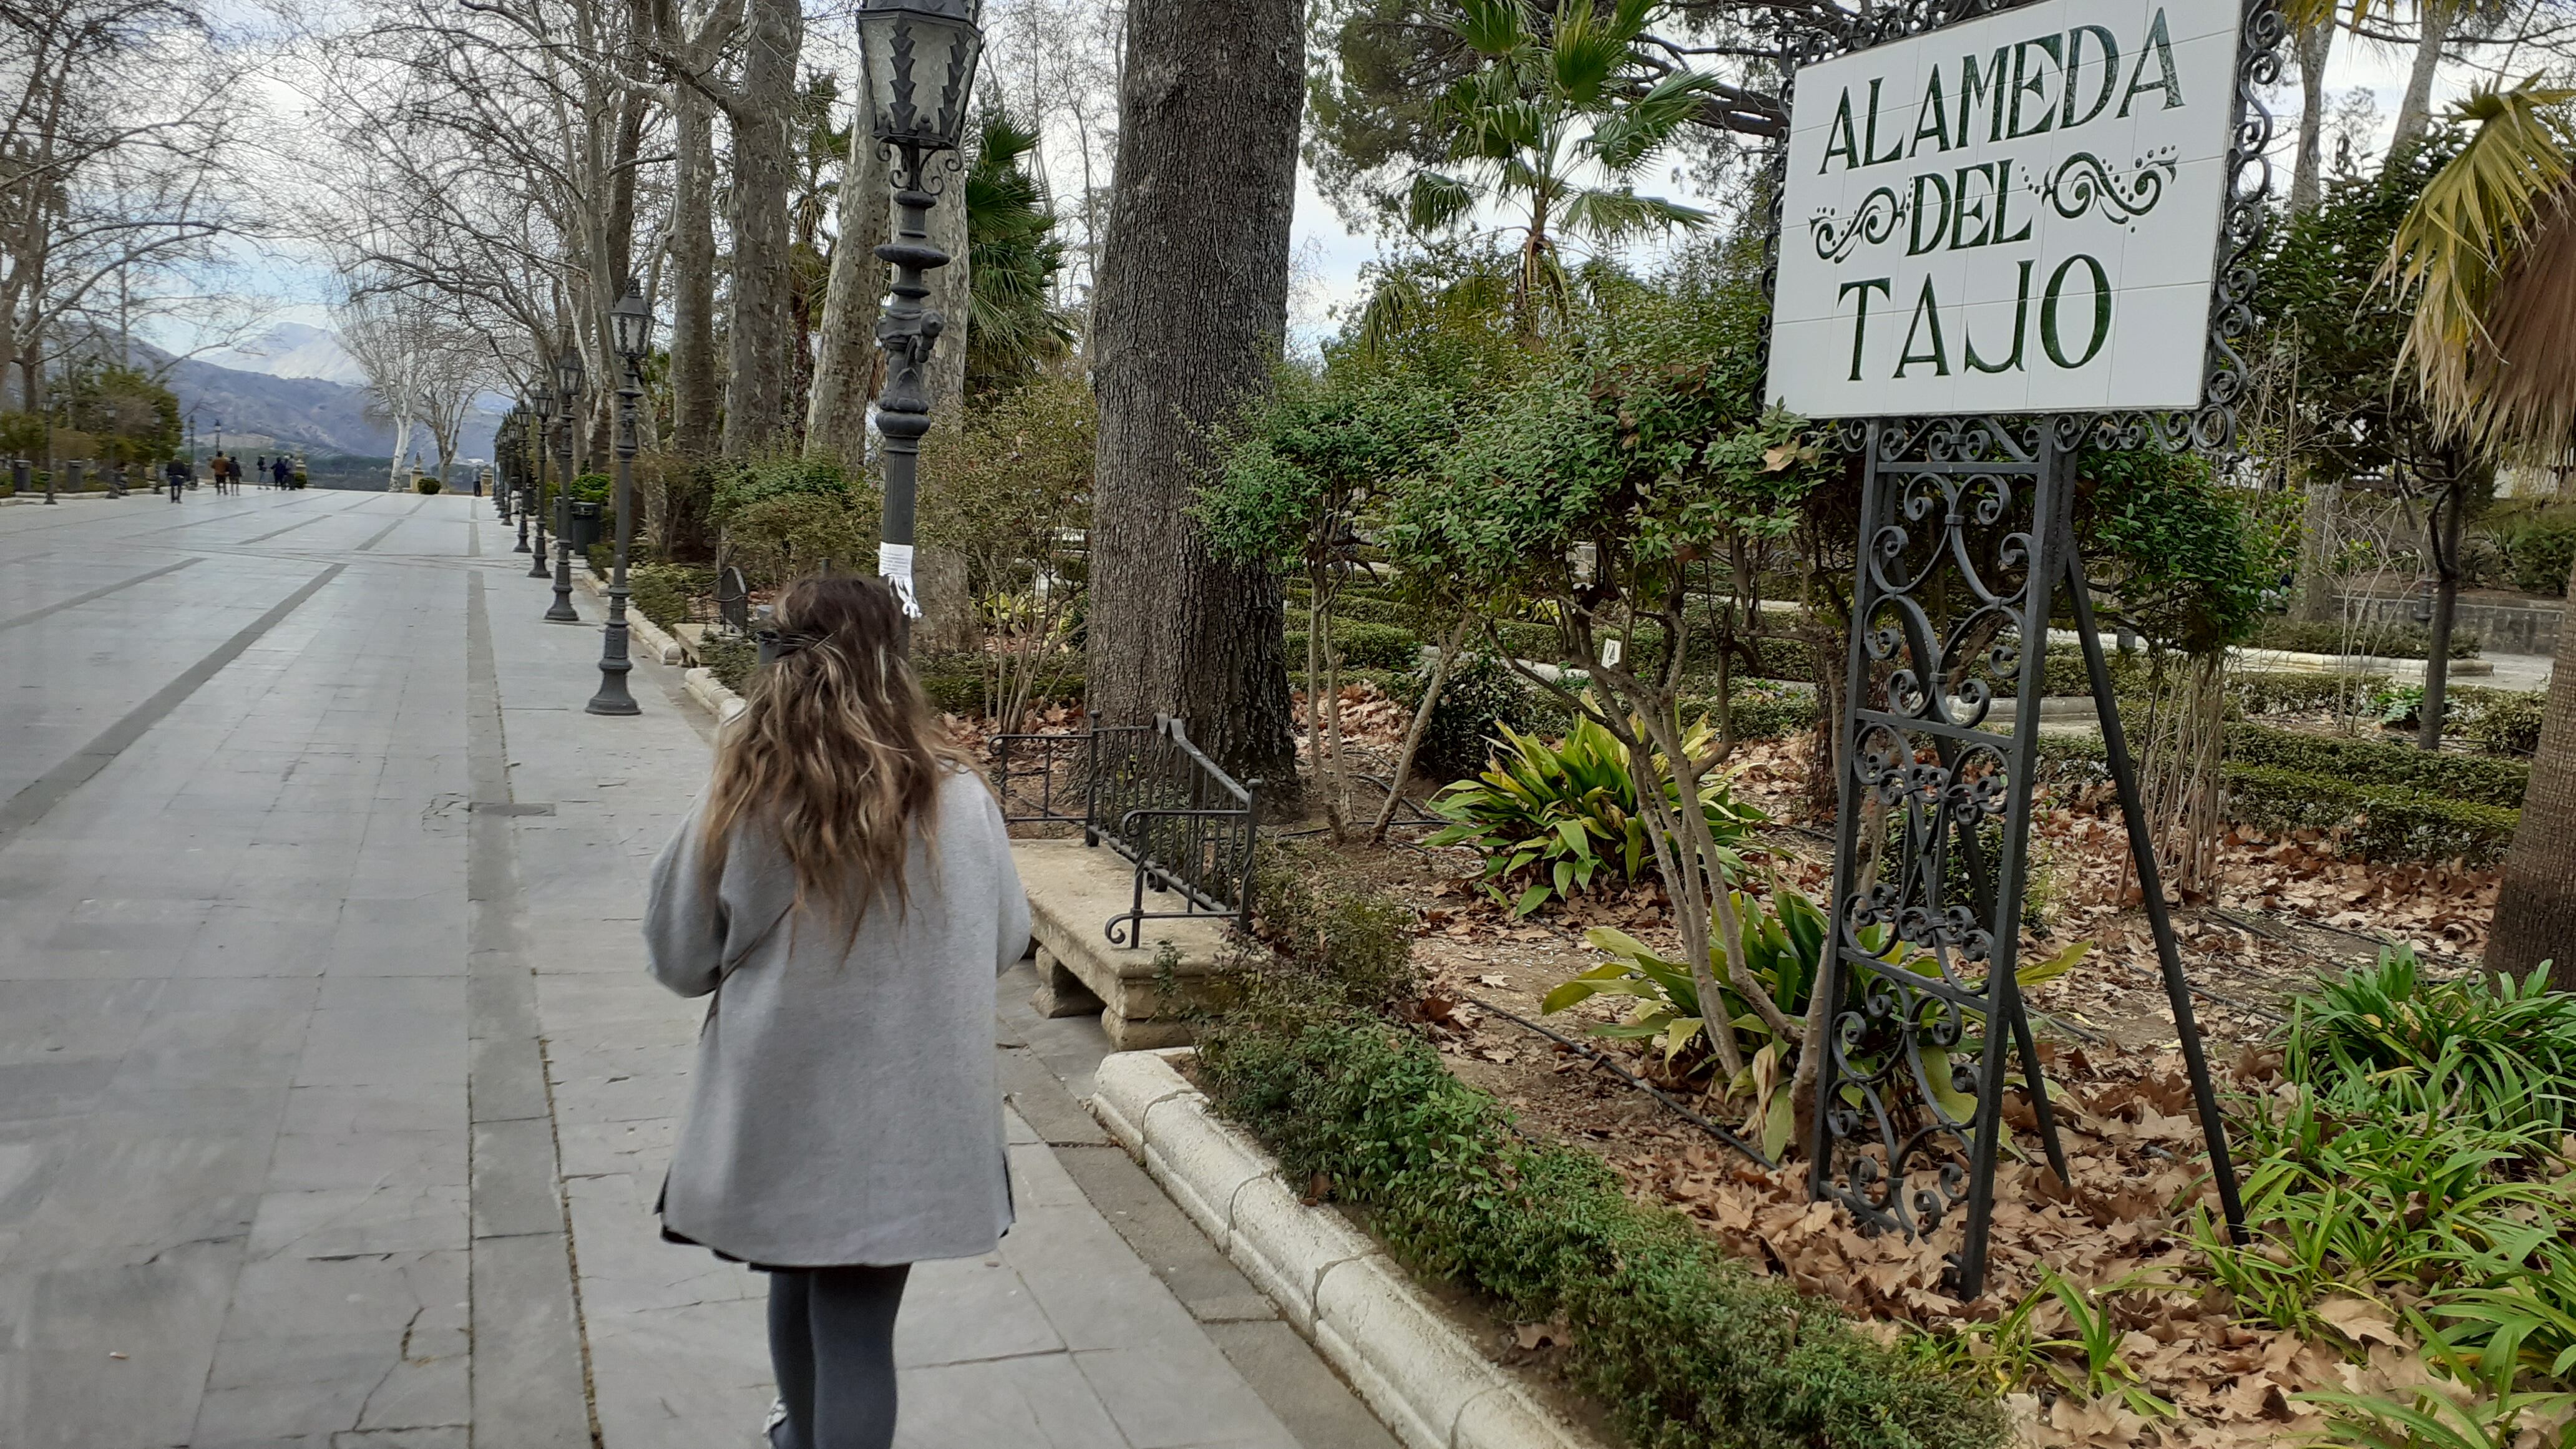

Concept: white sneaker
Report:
left=763, top=1398, right=789, bottom=1447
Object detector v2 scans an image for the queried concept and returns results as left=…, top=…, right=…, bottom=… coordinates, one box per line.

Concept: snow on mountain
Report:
left=199, top=322, right=370, bottom=387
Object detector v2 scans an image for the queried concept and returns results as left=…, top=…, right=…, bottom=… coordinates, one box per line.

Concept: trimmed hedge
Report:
left=2034, top=733, right=2520, bottom=866
left=1197, top=1013, right=2007, bottom=1449
left=2250, top=617, right=2482, bottom=659
left=2457, top=687, right=2545, bottom=756
left=914, top=655, right=1085, bottom=716
left=1282, top=619, right=1424, bottom=671
left=2224, top=764, right=2519, bottom=868
left=2222, top=721, right=2529, bottom=808
left=699, top=633, right=756, bottom=694
left=2231, top=668, right=2390, bottom=717
left=628, top=564, right=715, bottom=629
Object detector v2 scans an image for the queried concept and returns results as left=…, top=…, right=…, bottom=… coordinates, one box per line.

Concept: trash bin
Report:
left=566, top=500, right=604, bottom=552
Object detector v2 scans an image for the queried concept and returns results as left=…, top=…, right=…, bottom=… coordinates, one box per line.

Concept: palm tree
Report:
left=962, top=108, right=1075, bottom=398
left=2380, top=77, right=2576, bottom=978
left=1377, top=0, right=1716, bottom=338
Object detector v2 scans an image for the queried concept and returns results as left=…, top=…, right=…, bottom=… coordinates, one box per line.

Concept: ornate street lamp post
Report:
left=495, top=407, right=516, bottom=525
left=854, top=0, right=982, bottom=644
left=545, top=346, right=584, bottom=623
left=527, top=386, right=554, bottom=573
left=588, top=282, right=654, bottom=715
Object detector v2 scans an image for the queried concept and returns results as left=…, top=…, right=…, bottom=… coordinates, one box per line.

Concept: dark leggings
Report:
left=766, top=1263, right=911, bottom=1449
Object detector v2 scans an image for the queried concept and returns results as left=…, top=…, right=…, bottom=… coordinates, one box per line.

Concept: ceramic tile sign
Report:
left=1767, top=0, right=2243, bottom=417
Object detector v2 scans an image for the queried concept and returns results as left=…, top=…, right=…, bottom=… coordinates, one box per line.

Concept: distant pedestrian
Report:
left=165, top=458, right=187, bottom=501
left=273, top=457, right=291, bottom=488
left=643, top=576, right=1029, bottom=1449
left=209, top=453, right=231, bottom=494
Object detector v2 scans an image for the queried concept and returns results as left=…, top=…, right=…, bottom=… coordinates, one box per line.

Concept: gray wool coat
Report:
left=643, top=771, right=1032, bottom=1267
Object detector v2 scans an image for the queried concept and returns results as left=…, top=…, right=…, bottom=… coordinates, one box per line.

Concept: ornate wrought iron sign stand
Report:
left=1805, top=418, right=2248, bottom=1297
left=1769, top=0, right=2281, bottom=1295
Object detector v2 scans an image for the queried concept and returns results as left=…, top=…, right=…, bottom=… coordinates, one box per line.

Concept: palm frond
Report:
left=2382, top=76, right=2576, bottom=451
left=1406, top=169, right=1481, bottom=235
left=1548, top=0, right=1629, bottom=104
left=1561, top=186, right=1713, bottom=243
left=1449, top=0, right=1531, bottom=58
left=1587, top=71, right=1722, bottom=172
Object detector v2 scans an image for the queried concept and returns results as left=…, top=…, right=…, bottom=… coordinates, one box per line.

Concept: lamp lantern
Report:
left=855, top=0, right=983, bottom=154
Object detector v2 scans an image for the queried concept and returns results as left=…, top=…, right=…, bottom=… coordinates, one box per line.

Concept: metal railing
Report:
left=990, top=715, right=1259, bottom=946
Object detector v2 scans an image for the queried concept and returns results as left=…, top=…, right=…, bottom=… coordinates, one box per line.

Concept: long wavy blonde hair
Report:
left=699, top=575, right=974, bottom=934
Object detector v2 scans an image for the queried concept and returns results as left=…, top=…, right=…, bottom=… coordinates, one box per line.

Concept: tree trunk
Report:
left=2297, top=479, right=2342, bottom=622
left=2391, top=4, right=2454, bottom=153
left=2291, top=21, right=2331, bottom=213
left=803, top=137, right=891, bottom=464
left=1085, top=0, right=1303, bottom=783
left=670, top=85, right=721, bottom=462
left=2494, top=550, right=2576, bottom=982
left=720, top=0, right=803, bottom=458
left=2417, top=474, right=2466, bottom=751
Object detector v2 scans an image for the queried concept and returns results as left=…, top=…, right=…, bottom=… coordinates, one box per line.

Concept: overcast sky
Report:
left=175, top=13, right=2505, bottom=370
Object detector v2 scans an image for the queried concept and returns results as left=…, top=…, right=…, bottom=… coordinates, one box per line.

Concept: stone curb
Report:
left=570, top=572, right=685, bottom=664
left=1090, top=1050, right=1596, bottom=1449
left=681, top=665, right=745, bottom=723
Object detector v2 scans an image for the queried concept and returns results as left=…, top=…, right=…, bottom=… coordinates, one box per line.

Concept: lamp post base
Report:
left=547, top=542, right=581, bottom=622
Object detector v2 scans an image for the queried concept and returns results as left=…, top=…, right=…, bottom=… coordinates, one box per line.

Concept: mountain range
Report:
left=139, top=324, right=502, bottom=464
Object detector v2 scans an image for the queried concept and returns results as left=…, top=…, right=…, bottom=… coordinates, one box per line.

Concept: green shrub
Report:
left=2487, top=513, right=2576, bottom=596
left=2251, top=617, right=2483, bottom=659
left=2034, top=733, right=2520, bottom=865
left=698, top=633, right=756, bottom=693
left=628, top=564, right=714, bottom=628
left=2457, top=687, right=2545, bottom=757
left=1246, top=841, right=1417, bottom=1014
left=1281, top=618, right=1423, bottom=671
left=908, top=654, right=1086, bottom=716
left=710, top=457, right=858, bottom=522
left=1402, top=652, right=1547, bottom=782
left=2223, top=720, right=2529, bottom=808
left=1196, top=1015, right=2008, bottom=1449
left=1427, top=715, right=1765, bottom=917
left=414, top=476, right=442, bottom=494
left=567, top=471, right=612, bottom=504
left=2223, top=764, right=2518, bottom=867
left=2293, top=948, right=2576, bottom=1132
left=724, top=492, right=876, bottom=586
left=2232, top=668, right=2390, bottom=716
left=1697, top=680, right=1816, bottom=741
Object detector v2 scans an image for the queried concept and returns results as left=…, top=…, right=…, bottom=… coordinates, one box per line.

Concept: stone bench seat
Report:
left=1013, top=836, right=1236, bottom=1050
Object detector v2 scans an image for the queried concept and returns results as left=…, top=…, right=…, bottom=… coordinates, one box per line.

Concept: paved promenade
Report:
left=0, top=489, right=1395, bottom=1449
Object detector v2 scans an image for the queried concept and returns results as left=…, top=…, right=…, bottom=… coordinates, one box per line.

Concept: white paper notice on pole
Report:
left=1767, top=0, right=2240, bottom=418
left=877, top=542, right=922, bottom=618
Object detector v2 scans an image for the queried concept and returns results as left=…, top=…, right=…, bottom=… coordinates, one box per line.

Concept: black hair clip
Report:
left=754, top=628, right=824, bottom=658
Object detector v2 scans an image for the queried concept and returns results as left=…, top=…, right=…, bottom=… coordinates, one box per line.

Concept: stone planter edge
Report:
left=1090, top=1048, right=1597, bottom=1449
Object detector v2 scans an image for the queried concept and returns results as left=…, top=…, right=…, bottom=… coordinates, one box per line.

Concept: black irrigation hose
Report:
left=1463, top=994, right=1777, bottom=1169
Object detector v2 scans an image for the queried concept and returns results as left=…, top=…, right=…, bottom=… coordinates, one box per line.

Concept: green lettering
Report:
left=1896, top=276, right=1951, bottom=378
left=1863, top=78, right=1906, bottom=166
left=1991, top=158, right=2034, bottom=245
left=2008, top=35, right=2061, bottom=139
left=2062, top=26, right=2120, bottom=129
left=1822, top=89, right=1861, bottom=172
left=2117, top=9, right=2183, bottom=117
left=2041, top=255, right=2111, bottom=368
left=1949, top=163, right=1993, bottom=250
left=1966, top=260, right=2034, bottom=374
left=1839, top=277, right=1894, bottom=380
left=1959, top=49, right=2008, bottom=144
left=1911, top=69, right=1953, bottom=154
left=1908, top=173, right=1953, bottom=255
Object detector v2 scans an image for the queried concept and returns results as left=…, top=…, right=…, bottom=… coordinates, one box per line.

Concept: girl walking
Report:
left=643, top=575, right=1030, bottom=1449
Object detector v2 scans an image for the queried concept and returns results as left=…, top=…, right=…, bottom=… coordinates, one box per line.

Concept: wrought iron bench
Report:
left=990, top=715, right=1260, bottom=945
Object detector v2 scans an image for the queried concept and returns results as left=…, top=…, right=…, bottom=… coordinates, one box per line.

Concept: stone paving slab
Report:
left=0, top=490, right=1387, bottom=1449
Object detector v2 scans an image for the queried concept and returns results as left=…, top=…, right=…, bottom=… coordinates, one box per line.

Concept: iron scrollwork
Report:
left=1808, top=420, right=2072, bottom=1295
